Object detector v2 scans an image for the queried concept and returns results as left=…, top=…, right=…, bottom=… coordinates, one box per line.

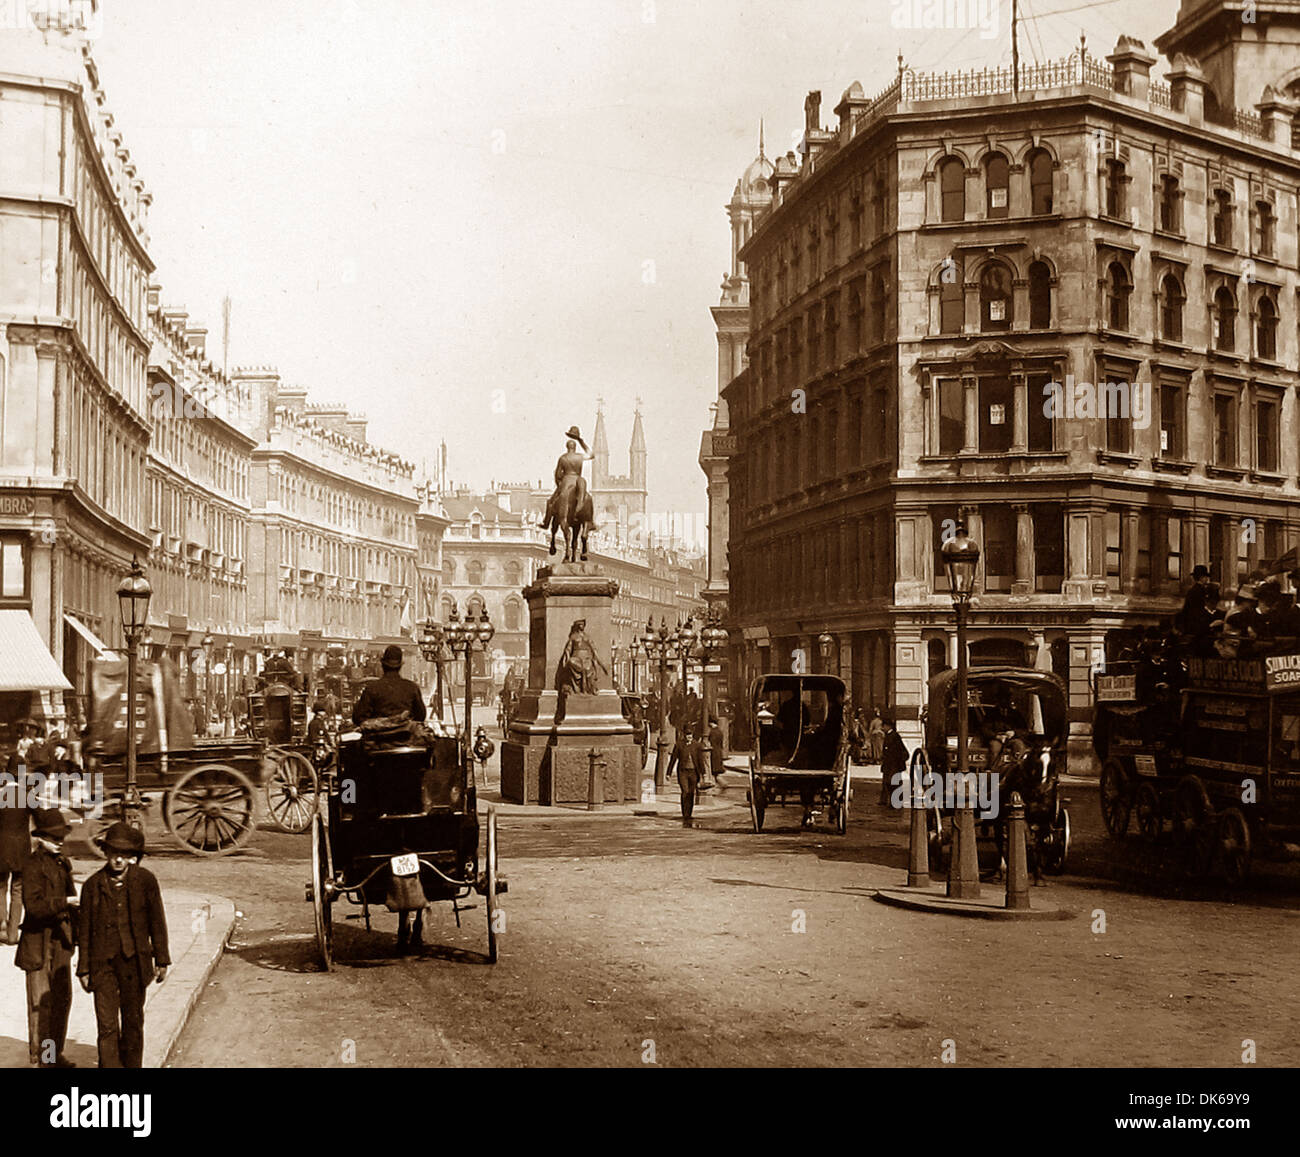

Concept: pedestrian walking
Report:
left=77, top=822, right=170, bottom=1069
left=707, top=715, right=725, bottom=779
left=668, top=726, right=700, bottom=827
left=15, top=808, right=77, bottom=1068
left=879, top=715, right=910, bottom=806
left=866, top=709, right=885, bottom=764
left=0, top=747, right=31, bottom=944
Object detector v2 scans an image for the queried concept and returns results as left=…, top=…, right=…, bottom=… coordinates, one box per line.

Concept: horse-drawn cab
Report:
left=248, top=679, right=308, bottom=745
left=308, top=714, right=504, bottom=968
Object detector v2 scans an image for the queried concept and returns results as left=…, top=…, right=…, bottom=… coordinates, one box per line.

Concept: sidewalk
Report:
left=0, top=863, right=236, bottom=1069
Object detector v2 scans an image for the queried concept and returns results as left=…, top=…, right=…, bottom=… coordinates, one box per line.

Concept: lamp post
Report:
left=116, top=556, right=153, bottom=832
left=941, top=524, right=982, bottom=899
left=445, top=603, right=494, bottom=748
left=628, top=637, right=640, bottom=694
left=202, top=632, right=214, bottom=733
left=418, top=618, right=446, bottom=720
left=817, top=629, right=835, bottom=676
left=699, top=611, right=729, bottom=732
left=672, top=616, right=697, bottom=729
left=642, top=618, right=677, bottom=790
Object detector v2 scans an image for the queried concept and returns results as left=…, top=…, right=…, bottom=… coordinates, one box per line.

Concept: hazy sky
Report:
left=90, top=0, right=1173, bottom=536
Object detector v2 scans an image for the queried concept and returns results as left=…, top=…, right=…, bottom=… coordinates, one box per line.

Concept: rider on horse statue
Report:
left=544, top=426, right=597, bottom=562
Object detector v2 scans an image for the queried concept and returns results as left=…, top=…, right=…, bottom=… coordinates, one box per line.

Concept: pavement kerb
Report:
left=0, top=872, right=235, bottom=1070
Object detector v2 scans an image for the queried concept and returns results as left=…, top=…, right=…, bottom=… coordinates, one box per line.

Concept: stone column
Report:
left=892, top=628, right=926, bottom=749
left=1064, top=505, right=1092, bottom=602
left=1067, top=629, right=1108, bottom=775
left=1121, top=508, right=1140, bottom=594
left=1012, top=503, right=1034, bottom=596
left=1011, top=370, right=1028, bottom=453
left=962, top=375, right=979, bottom=454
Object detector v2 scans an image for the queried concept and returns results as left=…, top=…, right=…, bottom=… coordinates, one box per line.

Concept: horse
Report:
left=544, top=487, right=596, bottom=563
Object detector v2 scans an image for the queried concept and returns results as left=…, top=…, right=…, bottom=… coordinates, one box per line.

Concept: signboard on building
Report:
left=0, top=496, right=34, bottom=516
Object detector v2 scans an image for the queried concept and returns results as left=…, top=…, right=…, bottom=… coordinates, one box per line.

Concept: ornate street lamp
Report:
left=817, top=629, right=835, bottom=674
left=116, top=556, right=153, bottom=831
left=444, top=603, right=494, bottom=750
left=418, top=618, right=446, bottom=720
left=643, top=617, right=678, bottom=790
left=698, top=611, right=730, bottom=784
left=628, top=636, right=641, bottom=694
left=941, top=524, right=982, bottom=899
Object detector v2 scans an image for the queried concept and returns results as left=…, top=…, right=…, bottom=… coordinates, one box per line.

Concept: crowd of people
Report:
left=1174, top=564, right=1300, bottom=659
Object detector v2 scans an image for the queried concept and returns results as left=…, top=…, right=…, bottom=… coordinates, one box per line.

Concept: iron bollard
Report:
left=906, top=750, right=931, bottom=888
left=1005, top=791, right=1030, bottom=910
left=587, top=748, right=606, bottom=812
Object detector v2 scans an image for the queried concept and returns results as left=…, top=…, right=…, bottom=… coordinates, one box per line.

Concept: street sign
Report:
left=704, top=664, right=722, bottom=673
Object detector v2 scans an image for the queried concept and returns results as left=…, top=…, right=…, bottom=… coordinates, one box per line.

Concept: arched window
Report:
left=1214, top=286, right=1237, bottom=350
left=1106, top=262, right=1131, bottom=331
left=444, top=558, right=456, bottom=583
left=1212, top=189, right=1233, bottom=247
left=939, top=257, right=964, bottom=334
left=1159, top=175, right=1182, bottom=233
left=1256, top=295, right=1278, bottom=359
left=979, top=263, right=1012, bottom=331
left=440, top=594, right=454, bottom=621
left=466, top=594, right=484, bottom=619
left=1159, top=274, right=1184, bottom=342
left=504, top=560, right=522, bottom=587
left=1028, top=261, right=1051, bottom=329
left=939, top=157, right=965, bottom=222
left=1028, top=149, right=1053, bottom=215
left=466, top=559, right=484, bottom=586
left=504, top=599, right=521, bottom=631
left=985, top=153, right=1009, bottom=218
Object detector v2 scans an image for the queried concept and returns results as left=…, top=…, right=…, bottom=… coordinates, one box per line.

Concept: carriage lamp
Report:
left=940, top=525, right=982, bottom=899
left=116, top=556, right=153, bottom=832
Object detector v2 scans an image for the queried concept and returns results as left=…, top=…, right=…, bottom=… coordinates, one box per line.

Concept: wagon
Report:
left=746, top=673, right=851, bottom=833
left=922, top=666, right=1071, bottom=878
left=306, top=718, right=506, bottom=968
left=1094, top=649, right=1300, bottom=884
left=247, top=678, right=324, bottom=835
left=84, top=656, right=273, bottom=856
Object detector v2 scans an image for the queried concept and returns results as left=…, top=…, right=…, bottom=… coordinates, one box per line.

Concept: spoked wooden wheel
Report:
left=1134, top=783, right=1162, bottom=841
left=164, top=764, right=257, bottom=856
left=265, top=750, right=320, bottom=834
left=311, top=811, right=334, bottom=971
left=485, top=806, right=500, bottom=964
left=836, top=781, right=849, bottom=835
left=1042, top=807, right=1070, bottom=875
left=1099, top=759, right=1131, bottom=838
left=1216, top=807, right=1251, bottom=887
left=748, top=782, right=766, bottom=832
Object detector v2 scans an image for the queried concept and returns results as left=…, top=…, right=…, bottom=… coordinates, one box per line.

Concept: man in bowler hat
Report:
left=77, top=822, right=170, bottom=1068
left=15, top=808, right=77, bottom=1067
left=352, top=645, right=426, bottom=725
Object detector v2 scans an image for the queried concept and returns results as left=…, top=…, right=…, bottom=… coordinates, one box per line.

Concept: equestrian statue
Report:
left=544, top=426, right=597, bottom=563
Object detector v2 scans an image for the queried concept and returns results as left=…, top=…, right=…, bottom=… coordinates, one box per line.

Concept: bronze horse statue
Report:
left=544, top=486, right=596, bottom=563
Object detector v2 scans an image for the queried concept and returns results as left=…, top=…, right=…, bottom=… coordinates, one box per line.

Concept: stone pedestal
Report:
left=500, top=564, right=642, bottom=805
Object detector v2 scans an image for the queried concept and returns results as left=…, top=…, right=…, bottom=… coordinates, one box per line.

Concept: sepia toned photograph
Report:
left=0, top=0, right=1294, bottom=1125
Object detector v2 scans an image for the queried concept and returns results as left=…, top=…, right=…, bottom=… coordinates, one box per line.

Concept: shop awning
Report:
left=0, top=611, right=74, bottom=692
left=63, top=613, right=119, bottom=660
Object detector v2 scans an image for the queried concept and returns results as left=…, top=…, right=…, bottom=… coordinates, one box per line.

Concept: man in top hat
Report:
left=14, top=808, right=77, bottom=1067
left=351, top=645, right=426, bottom=725
left=77, top=822, right=170, bottom=1069
left=1178, top=565, right=1215, bottom=637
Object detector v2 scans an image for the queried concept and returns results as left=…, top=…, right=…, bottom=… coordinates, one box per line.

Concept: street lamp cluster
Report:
left=640, top=610, right=727, bottom=791
left=116, top=555, right=153, bottom=831
left=419, top=603, right=493, bottom=747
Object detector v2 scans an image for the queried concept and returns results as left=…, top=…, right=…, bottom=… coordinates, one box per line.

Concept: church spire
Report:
left=592, top=400, right=609, bottom=488
left=630, top=401, right=646, bottom=489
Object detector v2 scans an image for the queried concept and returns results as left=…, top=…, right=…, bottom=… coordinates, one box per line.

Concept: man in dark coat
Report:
left=0, top=747, right=31, bottom=943
left=15, top=808, right=77, bottom=1067
left=352, top=645, right=426, bottom=725
left=667, top=726, right=701, bottom=828
left=879, top=715, right=910, bottom=807
left=77, top=822, right=170, bottom=1069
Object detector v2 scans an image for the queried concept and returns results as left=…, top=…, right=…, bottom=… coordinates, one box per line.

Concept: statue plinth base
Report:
left=500, top=567, right=642, bottom=805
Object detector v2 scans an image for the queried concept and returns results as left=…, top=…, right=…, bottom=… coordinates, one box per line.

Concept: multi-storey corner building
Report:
left=0, top=9, right=155, bottom=729
left=725, top=1, right=1300, bottom=766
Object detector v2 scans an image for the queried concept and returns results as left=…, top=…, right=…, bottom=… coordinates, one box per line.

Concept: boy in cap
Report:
left=77, top=822, right=170, bottom=1068
left=15, top=808, right=77, bottom=1067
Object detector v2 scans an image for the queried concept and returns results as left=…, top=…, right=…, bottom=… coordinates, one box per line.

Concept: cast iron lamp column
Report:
left=418, top=619, right=446, bottom=721
left=643, top=618, right=676, bottom=791
left=116, top=556, right=153, bottom=832
left=445, top=604, right=494, bottom=748
left=672, top=616, right=697, bottom=727
left=941, top=525, right=982, bottom=899
left=202, top=632, right=214, bottom=735
left=817, top=629, right=835, bottom=676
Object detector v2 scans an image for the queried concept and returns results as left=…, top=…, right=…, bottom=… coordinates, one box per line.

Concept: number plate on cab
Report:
left=390, top=853, right=419, bottom=877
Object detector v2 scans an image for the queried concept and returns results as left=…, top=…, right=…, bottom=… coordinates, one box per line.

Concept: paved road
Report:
left=129, top=763, right=1300, bottom=1068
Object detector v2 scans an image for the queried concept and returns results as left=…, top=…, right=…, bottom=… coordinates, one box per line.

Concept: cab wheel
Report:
left=1099, top=758, right=1131, bottom=839
left=1217, top=808, right=1251, bottom=887
left=1134, top=783, right=1162, bottom=842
